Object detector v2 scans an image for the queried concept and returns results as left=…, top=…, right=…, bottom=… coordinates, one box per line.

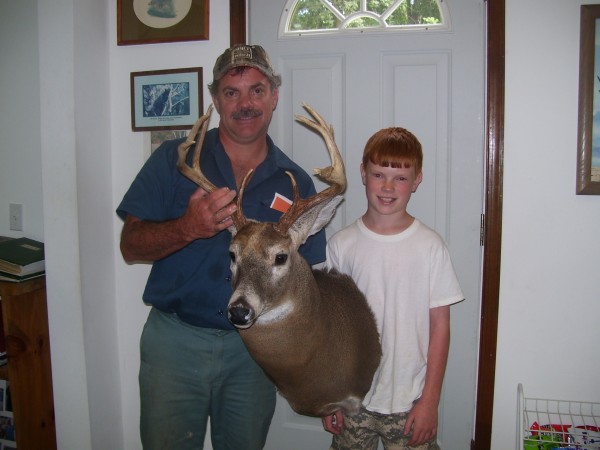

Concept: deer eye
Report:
left=274, top=254, right=288, bottom=266
left=229, top=251, right=236, bottom=263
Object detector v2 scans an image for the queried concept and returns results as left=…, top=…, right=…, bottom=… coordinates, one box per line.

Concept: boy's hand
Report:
left=404, top=399, right=438, bottom=446
left=322, top=410, right=344, bottom=435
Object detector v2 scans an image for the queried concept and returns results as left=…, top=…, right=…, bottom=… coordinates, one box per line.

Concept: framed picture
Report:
left=576, top=5, right=600, bottom=194
left=130, top=67, right=203, bottom=132
left=0, top=413, right=15, bottom=448
left=117, top=0, right=209, bottom=46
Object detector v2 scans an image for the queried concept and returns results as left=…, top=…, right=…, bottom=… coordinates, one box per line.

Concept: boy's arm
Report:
left=404, top=304, right=450, bottom=446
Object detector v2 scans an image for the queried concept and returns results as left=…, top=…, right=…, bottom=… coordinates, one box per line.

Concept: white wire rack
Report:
left=518, top=384, right=600, bottom=449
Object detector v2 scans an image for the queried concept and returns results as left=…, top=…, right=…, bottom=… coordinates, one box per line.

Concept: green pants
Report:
left=139, top=308, right=276, bottom=450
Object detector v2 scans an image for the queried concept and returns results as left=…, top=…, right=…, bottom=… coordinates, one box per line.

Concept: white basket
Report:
left=518, top=384, right=600, bottom=449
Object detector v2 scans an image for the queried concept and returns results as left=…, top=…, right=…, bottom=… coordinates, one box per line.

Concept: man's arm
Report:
left=120, top=186, right=237, bottom=263
left=404, top=304, right=450, bottom=446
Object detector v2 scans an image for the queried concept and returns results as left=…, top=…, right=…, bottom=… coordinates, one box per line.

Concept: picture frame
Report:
left=0, top=412, right=16, bottom=448
left=130, top=67, right=203, bottom=132
left=0, top=412, right=16, bottom=449
left=576, top=5, right=600, bottom=194
left=117, top=0, right=209, bottom=46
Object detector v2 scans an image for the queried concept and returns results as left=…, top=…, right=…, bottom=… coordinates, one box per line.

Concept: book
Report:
left=0, top=237, right=45, bottom=276
left=0, top=270, right=45, bottom=283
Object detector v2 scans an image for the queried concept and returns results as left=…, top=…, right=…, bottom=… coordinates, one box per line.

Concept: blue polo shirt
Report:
left=117, top=128, right=326, bottom=329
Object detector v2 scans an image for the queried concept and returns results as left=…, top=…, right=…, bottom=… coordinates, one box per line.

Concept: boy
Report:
left=322, top=127, right=464, bottom=449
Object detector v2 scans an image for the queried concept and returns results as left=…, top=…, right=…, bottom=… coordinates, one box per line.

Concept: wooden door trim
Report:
left=230, top=0, right=246, bottom=46
left=234, top=1, right=505, bottom=448
left=471, top=0, right=505, bottom=448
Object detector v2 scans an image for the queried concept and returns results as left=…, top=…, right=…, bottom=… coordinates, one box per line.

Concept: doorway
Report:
left=230, top=0, right=505, bottom=448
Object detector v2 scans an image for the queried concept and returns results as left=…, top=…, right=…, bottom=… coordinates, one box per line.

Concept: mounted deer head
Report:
left=177, top=104, right=381, bottom=417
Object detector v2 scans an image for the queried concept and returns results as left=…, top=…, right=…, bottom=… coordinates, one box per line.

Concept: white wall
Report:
left=38, top=0, right=95, bottom=447
left=0, top=0, right=43, bottom=241
left=493, top=0, right=600, bottom=448
left=4, top=1, right=600, bottom=449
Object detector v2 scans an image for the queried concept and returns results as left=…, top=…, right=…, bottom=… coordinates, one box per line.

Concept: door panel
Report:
left=249, top=1, right=485, bottom=448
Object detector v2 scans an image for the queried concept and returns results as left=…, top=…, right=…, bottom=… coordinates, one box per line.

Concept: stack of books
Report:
left=0, top=237, right=45, bottom=283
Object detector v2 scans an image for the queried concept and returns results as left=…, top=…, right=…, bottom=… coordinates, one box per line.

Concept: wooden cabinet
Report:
left=0, top=277, right=56, bottom=450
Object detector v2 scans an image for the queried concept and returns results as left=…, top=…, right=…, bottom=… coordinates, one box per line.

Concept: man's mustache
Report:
left=232, top=108, right=262, bottom=119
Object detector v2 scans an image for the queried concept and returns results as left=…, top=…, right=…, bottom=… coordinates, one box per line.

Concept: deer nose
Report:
left=228, top=305, right=252, bottom=326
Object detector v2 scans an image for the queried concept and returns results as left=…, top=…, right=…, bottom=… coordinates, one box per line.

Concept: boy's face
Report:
left=360, top=161, right=423, bottom=217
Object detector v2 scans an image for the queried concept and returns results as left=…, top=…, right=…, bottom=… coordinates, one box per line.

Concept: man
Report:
left=117, top=44, right=326, bottom=450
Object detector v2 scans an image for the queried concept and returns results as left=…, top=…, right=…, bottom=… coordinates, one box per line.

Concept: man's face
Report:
left=212, top=67, right=279, bottom=146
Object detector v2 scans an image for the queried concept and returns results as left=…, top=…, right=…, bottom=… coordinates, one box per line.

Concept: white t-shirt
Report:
left=325, top=217, right=464, bottom=414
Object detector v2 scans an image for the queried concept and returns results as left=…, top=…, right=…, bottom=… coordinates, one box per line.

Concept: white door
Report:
left=249, top=1, right=485, bottom=448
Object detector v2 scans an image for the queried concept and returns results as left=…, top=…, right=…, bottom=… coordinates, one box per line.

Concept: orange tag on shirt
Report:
left=270, top=193, right=292, bottom=213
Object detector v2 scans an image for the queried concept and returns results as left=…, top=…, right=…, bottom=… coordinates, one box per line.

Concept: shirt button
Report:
left=225, top=276, right=231, bottom=282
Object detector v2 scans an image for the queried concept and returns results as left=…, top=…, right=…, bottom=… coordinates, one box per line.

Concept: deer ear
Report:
left=288, top=195, right=343, bottom=248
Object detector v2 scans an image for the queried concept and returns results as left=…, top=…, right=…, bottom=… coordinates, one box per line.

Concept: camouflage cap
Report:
left=212, top=44, right=281, bottom=88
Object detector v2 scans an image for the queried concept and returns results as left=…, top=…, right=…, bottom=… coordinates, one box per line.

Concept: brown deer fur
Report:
left=227, top=221, right=381, bottom=416
left=177, top=104, right=382, bottom=417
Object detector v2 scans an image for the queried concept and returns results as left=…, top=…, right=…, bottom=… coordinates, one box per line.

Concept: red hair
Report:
left=362, top=127, right=423, bottom=174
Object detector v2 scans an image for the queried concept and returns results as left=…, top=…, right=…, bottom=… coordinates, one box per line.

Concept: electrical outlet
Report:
left=9, top=203, right=23, bottom=231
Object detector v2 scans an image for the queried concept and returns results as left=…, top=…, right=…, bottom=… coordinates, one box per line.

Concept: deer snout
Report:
left=227, top=300, right=255, bottom=329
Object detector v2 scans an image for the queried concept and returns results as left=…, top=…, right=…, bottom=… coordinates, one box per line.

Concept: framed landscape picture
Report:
left=130, top=67, right=203, bottom=132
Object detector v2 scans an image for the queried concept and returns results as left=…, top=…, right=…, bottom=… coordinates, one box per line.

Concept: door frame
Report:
left=471, top=1, right=505, bottom=449
left=229, top=1, right=505, bottom=448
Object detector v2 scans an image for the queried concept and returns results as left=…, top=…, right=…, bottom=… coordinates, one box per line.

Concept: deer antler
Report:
left=274, top=103, right=346, bottom=234
left=177, top=104, right=216, bottom=191
left=177, top=104, right=247, bottom=230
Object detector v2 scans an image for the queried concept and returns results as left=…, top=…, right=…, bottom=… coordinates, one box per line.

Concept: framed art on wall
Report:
left=577, top=4, right=600, bottom=194
left=130, top=67, right=203, bottom=132
left=117, top=0, right=209, bottom=46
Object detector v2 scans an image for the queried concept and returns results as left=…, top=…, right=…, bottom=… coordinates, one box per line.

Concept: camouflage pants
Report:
left=330, top=406, right=441, bottom=450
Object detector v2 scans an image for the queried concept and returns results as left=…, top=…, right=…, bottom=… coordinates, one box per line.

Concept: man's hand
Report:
left=322, top=410, right=344, bottom=435
left=180, top=186, right=237, bottom=239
